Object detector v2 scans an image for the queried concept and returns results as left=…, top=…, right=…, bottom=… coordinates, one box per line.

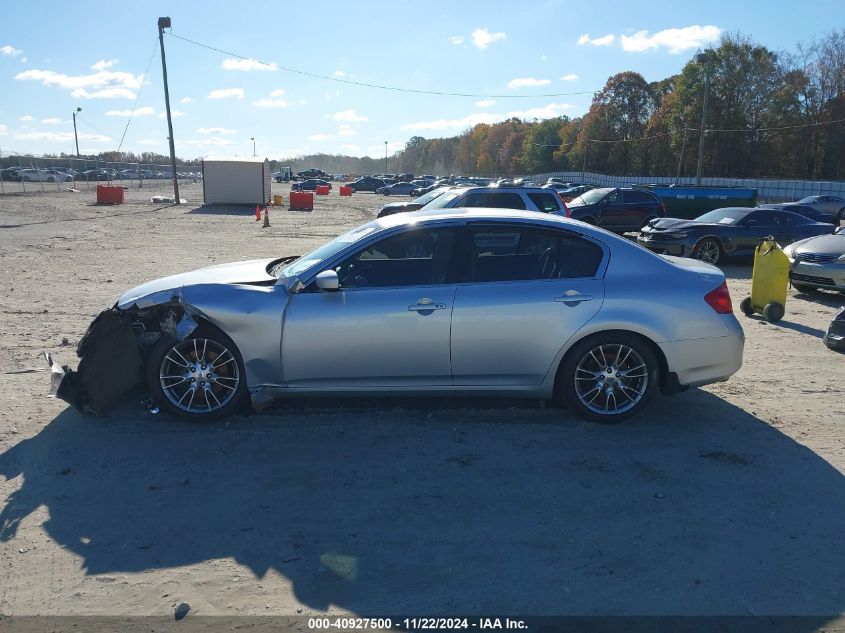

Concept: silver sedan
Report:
left=53, top=209, right=745, bottom=424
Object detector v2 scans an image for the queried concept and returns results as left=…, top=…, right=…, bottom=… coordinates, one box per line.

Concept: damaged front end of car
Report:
left=46, top=294, right=201, bottom=415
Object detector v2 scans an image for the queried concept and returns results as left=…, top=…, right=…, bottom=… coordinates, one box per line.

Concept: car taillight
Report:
left=704, top=281, right=733, bottom=314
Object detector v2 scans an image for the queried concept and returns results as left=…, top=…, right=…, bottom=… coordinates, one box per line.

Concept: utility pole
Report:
left=251, top=137, right=256, bottom=157
left=384, top=141, right=388, bottom=174
left=72, top=107, right=81, bottom=157
left=581, top=139, right=588, bottom=182
left=676, top=127, right=688, bottom=184
left=157, top=16, right=180, bottom=204
left=695, top=51, right=711, bottom=186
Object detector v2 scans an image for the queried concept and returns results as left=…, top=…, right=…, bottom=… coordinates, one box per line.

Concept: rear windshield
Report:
left=568, top=188, right=613, bottom=207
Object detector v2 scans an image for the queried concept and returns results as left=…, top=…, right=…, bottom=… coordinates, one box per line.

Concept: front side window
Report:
left=334, top=228, right=457, bottom=289
left=465, top=227, right=603, bottom=282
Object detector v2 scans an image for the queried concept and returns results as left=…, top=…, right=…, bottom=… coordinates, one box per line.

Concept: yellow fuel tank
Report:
left=740, top=238, right=789, bottom=322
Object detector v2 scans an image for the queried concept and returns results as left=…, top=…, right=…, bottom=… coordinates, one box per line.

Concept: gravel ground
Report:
left=0, top=184, right=843, bottom=622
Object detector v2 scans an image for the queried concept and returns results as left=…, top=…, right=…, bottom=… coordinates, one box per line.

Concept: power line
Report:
left=116, top=38, right=160, bottom=153
left=705, top=117, right=845, bottom=133
left=167, top=31, right=597, bottom=99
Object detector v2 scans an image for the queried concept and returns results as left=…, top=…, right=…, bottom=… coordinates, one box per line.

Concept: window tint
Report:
left=623, top=190, right=653, bottom=203
left=334, top=228, right=457, bottom=288
left=527, top=192, right=562, bottom=213
left=603, top=190, right=621, bottom=205
left=465, top=227, right=603, bottom=282
left=745, top=211, right=778, bottom=225
left=460, top=192, right=526, bottom=210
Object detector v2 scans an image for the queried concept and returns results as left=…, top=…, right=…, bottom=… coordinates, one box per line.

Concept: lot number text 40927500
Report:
left=308, top=617, right=529, bottom=630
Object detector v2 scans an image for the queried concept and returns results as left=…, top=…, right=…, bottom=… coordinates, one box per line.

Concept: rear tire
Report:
left=146, top=326, right=248, bottom=422
left=558, top=333, right=659, bottom=424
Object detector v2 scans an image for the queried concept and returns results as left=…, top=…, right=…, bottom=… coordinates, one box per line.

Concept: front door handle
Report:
left=409, top=298, right=447, bottom=312
left=555, top=292, right=593, bottom=305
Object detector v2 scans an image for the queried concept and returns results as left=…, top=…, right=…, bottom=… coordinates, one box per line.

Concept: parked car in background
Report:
left=377, top=187, right=453, bottom=218
left=567, top=187, right=666, bottom=233
left=347, top=176, right=385, bottom=193
left=638, top=207, right=835, bottom=265
left=377, top=182, right=417, bottom=196
left=420, top=186, right=566, bottom=215
left=758, top=202, right=839, bottom=225
left=792, top=196, right=845, bottom=223
left=783, top=226, right=845, bottom=293
left=824, top=307, right=845, bottom=351
left=0, top=168, right=22, bottom=182
left=18, top=168, right=60, bottom=182
left=42, top=168, right=75, bottom=182
left=559, top=185, right=595, bottom=203
left=411, top=181, right=449, bottom=197
left=67, top=209, right=744, bottom=425
left=291, top=178, right=331, bottom=192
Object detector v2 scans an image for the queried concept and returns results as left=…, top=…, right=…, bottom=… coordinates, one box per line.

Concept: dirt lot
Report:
left=0, top=183, right=843, bottom=622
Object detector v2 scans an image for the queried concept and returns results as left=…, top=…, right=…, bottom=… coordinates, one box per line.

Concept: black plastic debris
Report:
left=824, top=307, right=845, bottom=352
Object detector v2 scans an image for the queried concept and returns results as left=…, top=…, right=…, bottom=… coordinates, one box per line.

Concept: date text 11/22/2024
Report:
left=307, top=617, right=528, bottom=630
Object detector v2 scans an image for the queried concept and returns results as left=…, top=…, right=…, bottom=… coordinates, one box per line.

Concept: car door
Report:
left=620, top=190, right=649, bottom=231
left=450, top=223, right=606, bottom=386
left=737, top=210, right=780, bottom=252
left=280, top=226, right=460, bottom=388
left=597, top=190, right=624, bottom=229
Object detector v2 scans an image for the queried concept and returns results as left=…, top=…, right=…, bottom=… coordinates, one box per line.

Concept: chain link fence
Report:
left=0, top=152, right=204, bottom=202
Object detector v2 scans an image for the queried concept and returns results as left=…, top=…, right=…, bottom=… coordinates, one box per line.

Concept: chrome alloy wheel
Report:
left=574, top=344, right=649, bottom=416
left=694, top=239, right=720, bottom=264
left=159, top=338, right=240, bottom=413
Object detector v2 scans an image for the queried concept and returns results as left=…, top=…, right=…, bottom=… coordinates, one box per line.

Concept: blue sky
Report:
left=0, top=0, right=841, bottom=159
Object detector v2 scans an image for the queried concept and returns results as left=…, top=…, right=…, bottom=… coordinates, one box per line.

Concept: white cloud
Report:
left=308, top=133, right=334, bottom=141
left=15, top=69, right=143, bottom=98
left=401, top=102, right=574, bottom=132
left=471, top=28, right=506, bottom=50
left=333, top=70, right=347, bottom=77
left=106, top=106, right=155, bottom=117
left=183, top=137, right=238, bottom=146
left=157, top=109, right=186, bottom=118
left=20, top=57, right=27, bottom=63
left=475, top=99, right=496, bottom=107
left=221, top=58, right=276, bottom=71
left=340, top=144, right=360, bottom=152
left=91, top=59, right=119, bottom=70
left=252, top=98, right=289, bottom=108
left=0, top=124, right=7, bottom=135
left=337, top=127, right=356, bottom=137
left=329, top=109, right=368, bottom=122
left=137, top=139, right=162, bottom=145
left=450, top=36, right=464, bottom=45
left=621, top=25, right=722, bottom=53
left=41, top=117, right=64, bottom=124
left=179, top=97, right=194, bottom=104
left=19, top=115, right=34, bottom=122
left=507, top=77, right=551, bottom=89
left=1, top=45, right=23, bottom=57
left=577, top=33, right=615, bottom=46
left=560, top=73, right=579, bottom=81
left=13, top=130, right=110, bottom=142
left=197, top=127, right=237, bottom=135
left=207, top=88, right=244, bottom=99
left=269, top=88, right=286, bottom=97
left=540, top=54, right=547, bottom=61
left=72, top=87, right=137, bottom=99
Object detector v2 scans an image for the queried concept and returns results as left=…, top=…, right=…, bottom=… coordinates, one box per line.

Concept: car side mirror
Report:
left=315, top=269, right=339, bottom=291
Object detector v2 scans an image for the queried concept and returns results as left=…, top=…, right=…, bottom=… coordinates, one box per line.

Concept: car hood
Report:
left=644, top=217, right=718, bottom=231
left=789, top=233, right=845, bottom=255
left=117, top=258, right=277, bottom=309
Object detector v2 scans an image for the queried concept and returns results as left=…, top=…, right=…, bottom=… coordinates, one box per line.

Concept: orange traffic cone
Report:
left=262, top=206, right=270, bottom=228
left=255, top=205, right=261, bottom=221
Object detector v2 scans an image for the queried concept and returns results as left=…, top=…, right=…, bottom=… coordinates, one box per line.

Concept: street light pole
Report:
left=157, top=16, right=180, bottom=204
left=384, top=141, right=388, bottom=174
left=695, top=51, right=711, bottom=186
left=72, top=107, right=81, bottom=157
left=251, top=137, right=256, bottom=157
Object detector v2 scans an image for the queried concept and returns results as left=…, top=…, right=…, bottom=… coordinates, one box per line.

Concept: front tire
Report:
left=693, top=238, right=722, bottom=265
left=558, top=333, right=659, bottom=424
left=146, top=326, right=248, bottom=422
left=740, top=296, right=755, bottom=316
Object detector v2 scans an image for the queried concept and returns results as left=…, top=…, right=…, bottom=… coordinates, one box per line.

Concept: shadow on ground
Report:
left=1, top=391, right=844, bottom=618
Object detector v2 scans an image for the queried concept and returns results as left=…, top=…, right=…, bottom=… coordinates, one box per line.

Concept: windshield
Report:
left=421, top=190, right=463, bottom=210
left=694, top=208, right=750, bottom=224
left=568, top=188, right=612, bottom=207
left=278, top=224, right=378, bottom=278
left=413, top=187, right=449, bottom=205
left=797, top=196, right=817, bottom=203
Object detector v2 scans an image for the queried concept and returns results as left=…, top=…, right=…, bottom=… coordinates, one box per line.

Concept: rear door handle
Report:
left=409, top=299, right=447, bottom=312
left=555, top=293, right=592, bottom=305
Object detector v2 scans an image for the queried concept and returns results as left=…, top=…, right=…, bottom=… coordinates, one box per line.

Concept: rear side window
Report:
left=465, top=227, right=603, bottom=282
left=527, top=192, right=562, bottom=213
left=623, top=190, right=654, bottom=203
left=460, top=192, right=526, bottom=210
